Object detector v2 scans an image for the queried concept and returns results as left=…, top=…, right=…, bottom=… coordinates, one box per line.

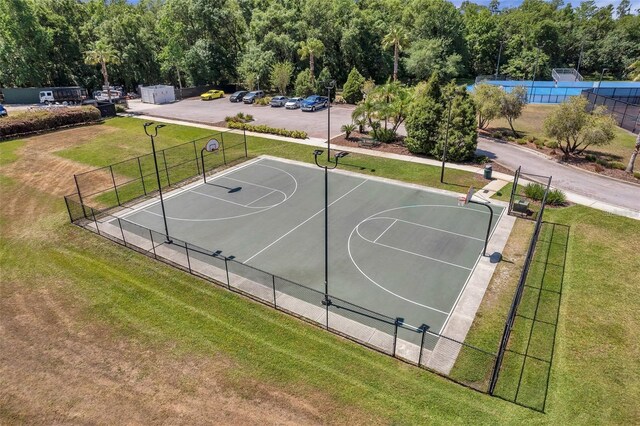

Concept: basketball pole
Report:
left=468, top=199, right=494, bottom=257
left=440, top=96, right=453, bottom=184
left=144, top=122, right=171, bottom=244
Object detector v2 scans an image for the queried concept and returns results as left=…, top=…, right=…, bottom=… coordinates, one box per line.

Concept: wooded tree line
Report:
left=1, top=0, right=639, bottom=92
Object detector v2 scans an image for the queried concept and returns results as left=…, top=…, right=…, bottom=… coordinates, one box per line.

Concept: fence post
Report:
left=193, top=140, right=201, bottom=174
left=418, top=325, right=427, bottom=366
left=220, top=132, right=227, bottom=165
left=91, top=207, right=100, bottom=236
left=109, top=165, right=121, bottom=206
left=243, top=128, right=248, bottom=158
left=73, top=175, right=89, bottom=218
left=162, top=150, right=171, bottom=187
left=63, top=196, right=74, bottom=223
left=272, top=275, right=277, bottom=308
left=149, top=229, right=157, bottom=259
left=185, top=243, right=192, bottom=273
left=137, top=157, right=147, bottom=195
left=393, top=318, right=400, bottom=357
left=117, top=218, right=127, bottom=246
left=224, top=257, right=230, bottom=289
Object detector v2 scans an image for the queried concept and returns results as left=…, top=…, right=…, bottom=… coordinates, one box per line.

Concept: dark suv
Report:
left=229, top=91, right=248, bottom=102
left=242, top=90, right=265, bottom=104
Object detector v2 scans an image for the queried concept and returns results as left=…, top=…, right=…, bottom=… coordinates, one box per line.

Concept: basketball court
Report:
left=110, top=156, right=511, bottom=350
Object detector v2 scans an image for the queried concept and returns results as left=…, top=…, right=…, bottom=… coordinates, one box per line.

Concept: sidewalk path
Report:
left=125, top=114, right=640, bottom=220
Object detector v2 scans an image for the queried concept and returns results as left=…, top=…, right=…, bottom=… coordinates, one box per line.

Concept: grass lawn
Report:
left=1, top=119, right=638, bottom=423
left=488, top=104, right=638, bottom=166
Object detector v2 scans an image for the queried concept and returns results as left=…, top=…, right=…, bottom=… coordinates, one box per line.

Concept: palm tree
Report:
left=84, top=40, right=120, bottom=102
left=298, top=38, right=325, bottom=83
left=382, top=26, right=409, bottom=82
left=626, top=59, right=640, bottom=82
left=626, top=133, right=640, bottom=173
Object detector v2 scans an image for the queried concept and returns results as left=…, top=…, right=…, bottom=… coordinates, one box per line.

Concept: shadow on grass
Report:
left=493, top=221, right=569, bottom=412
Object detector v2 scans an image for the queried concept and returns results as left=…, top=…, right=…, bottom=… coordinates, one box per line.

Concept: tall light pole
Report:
left=495, top=40, right=504, bottom=79
left=597, top=67, right=609, bottom=95
left=440, top=96, right=454, bottom=184
left=143, top=122, right=171, bottom=243
left=313, top=149, right=349, bottom=329
left=325, top=79, right=336, bottom=162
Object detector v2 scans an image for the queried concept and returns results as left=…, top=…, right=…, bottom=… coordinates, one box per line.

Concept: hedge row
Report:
left=0, top=107, right=102, bottom=139
left=227, top=121, right=307, bottom=139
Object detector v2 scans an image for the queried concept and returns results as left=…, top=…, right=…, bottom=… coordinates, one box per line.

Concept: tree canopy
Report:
left=1, top=0, right=638, bottom=92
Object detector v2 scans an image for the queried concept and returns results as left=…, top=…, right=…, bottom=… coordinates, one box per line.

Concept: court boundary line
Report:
left=122, top=160, right=298, bottom=223
left=242, top=178, right=369, bottom=264
left=369, top=216, right=485, bottom=242
left=373, top=219, right=397, bottom=243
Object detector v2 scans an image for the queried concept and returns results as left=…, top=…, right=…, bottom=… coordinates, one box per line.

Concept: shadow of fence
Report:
left=492, top=222, right=569, bottom=411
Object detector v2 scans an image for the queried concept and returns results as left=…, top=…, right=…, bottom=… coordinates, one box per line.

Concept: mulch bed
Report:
left=331, top=132, right=514, bottom=176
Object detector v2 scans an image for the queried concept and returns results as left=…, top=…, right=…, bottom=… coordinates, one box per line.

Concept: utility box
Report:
left=140, top=85, right=175, bottom=105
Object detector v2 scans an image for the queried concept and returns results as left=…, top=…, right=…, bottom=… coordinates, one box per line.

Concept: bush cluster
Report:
left=0, top=106, right=101, bottom=139
left=523, top=183, right=566, bottom=206
left=227, top=121, right=307, bottom=139
left=225, top=112, right=254, bottom=124
left=254, top=96, right=272, bottom=106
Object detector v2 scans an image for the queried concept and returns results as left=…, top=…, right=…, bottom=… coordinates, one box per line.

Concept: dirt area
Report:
left=479, top=130, right=640, bottom=184
left=0, top=127, right=342, bottom=424
left=331, top=132, right=514, bottom=176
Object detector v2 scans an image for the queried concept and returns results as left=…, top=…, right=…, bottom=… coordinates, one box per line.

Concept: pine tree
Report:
left=342, top=67, right=365, bottom=104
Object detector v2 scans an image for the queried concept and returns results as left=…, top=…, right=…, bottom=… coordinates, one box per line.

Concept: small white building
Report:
left=140, top=85, right=175, bottom=105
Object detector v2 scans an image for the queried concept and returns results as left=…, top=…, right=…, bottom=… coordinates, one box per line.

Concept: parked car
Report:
left=285, top=97, right=304, bottom=109
left=301, top=95, right=328, bottom=112
left=242, top=90, right=265, bottom=104
left=229, top=91, right=248, bottom=102
left=0, top=104, right=7, bottom=117
left=270, top=96, right=288, bottom=107
left=200, top=89, right=224, bottom=100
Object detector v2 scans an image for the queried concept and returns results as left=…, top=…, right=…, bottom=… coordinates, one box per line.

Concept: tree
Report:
left=316, top=67, right=332, bottom=97
left=405, top=75, right=443, bottom=154
left=472, top=83, right=503, bottom=129
left=298, top=38, right=324, bottom=83
left=432, top=85, right=478, bottom=162
left=404, top=38, right=463, bottom=81
left=382, top=26, right=409, bottom=82
left=500, top=86, right=528, bottom=137
left=626, top=60, right=640, bottom=82
left=84, top=39, right=120, bottom=102
left=625, top=133, right=640, bottom=173
left=294, top=69, right=315, bottom=97
left=237, top=41, right=274, bottom=90
left=544, top=96, right=616, bottom=159
left=342, top=67, right=365, bottom=104
left=270, top=61, right=293, bottom=95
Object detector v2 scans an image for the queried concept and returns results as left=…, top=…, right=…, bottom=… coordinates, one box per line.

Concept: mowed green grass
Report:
left=488, top=104, right=638, bottom=165
left=2, top=118, right=639, bottom=423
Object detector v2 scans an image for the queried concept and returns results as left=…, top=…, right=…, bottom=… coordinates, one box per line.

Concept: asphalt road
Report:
left=127, top=97, right=355, bottom=139
left=477, top=137, right=640, bottom=212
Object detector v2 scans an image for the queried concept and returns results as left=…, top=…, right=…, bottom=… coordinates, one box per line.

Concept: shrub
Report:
left=634, top=172, right=640, bottom=180
left=341, top=123, right=356, bottom=139
left=516, top=139, right=527, bottom=145
left=546, top=189, right=567, bottom=206
left=227, top=121, right=307, bottom=139
left=491, top=130, right=503, bottom=139
left=342, top=67, right=365, bottom=104
left=534, top=139, right=545, bottom=149
left=375, top=128, right=397, bottom=143
left=225, top=112, right=253, bottom=124
left=0, top=106, right=101, bottom=139
left=334, top=94, right=346, bottom=104
left=294, top=70, right=315, bottom=98
left=254, top=96, right=272, bottom=106
left=115, top=104, right=127, bottom=113
left=609, top=161, right=626, bottom=170
left=594, top=163, right=605, bottom=172
left=524, top=183, right=546, bottom=200
left=244, top=114, right=254, bottom=121
left=545, top=140, right=559, bottom=149
left=585, top=154, right=597, bottom=162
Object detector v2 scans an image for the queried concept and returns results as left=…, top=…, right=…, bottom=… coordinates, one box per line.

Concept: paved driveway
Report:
left=477, top=137, right=640, bottom=212
left=127, top=98, right=355, bottom=139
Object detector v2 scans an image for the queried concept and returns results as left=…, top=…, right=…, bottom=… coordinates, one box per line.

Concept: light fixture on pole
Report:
left=143, top=122, right=171, bottom=243
left=325, top=80, right=336, bottom=162
left=440, top=96, right=454, bottom=184
left=313, top=149, right=349, bottom=329
left=597, top=68, right=609, bottom=95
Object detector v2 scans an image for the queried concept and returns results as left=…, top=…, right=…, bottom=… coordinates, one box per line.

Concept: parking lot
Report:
left=126, top=96, right=356, bottom=139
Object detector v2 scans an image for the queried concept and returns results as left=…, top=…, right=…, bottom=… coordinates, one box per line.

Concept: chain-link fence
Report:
left=69, top=129, right=248, bottom=219
left=582, top=88, right=640, bottom=134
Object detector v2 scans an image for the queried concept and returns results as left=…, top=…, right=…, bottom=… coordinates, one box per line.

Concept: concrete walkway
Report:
left=124, top=113, right=640, bottom=220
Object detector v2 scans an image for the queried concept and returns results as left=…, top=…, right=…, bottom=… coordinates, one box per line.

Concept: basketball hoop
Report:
left=458, top=187, right=475, bottom=206
left=205, top=138, right=220, bottom=152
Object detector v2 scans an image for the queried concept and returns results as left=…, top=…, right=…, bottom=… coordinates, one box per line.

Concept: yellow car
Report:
left=200, top=90, right=224, bottom=100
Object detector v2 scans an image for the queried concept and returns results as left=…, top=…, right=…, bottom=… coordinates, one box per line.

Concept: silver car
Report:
left=285, top=97, right=303, bottom=109
left=270, top=96, right=288, bottom=107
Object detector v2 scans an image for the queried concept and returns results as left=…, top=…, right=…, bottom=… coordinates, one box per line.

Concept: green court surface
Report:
left=117, top=156, right=506, bottom=344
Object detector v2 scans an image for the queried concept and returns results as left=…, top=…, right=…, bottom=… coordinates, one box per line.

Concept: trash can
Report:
left=483, top=164, right=493, bottom=180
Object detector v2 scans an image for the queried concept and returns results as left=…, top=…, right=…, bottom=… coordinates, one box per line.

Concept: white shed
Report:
left=140, top=85, right=175, bottom=105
